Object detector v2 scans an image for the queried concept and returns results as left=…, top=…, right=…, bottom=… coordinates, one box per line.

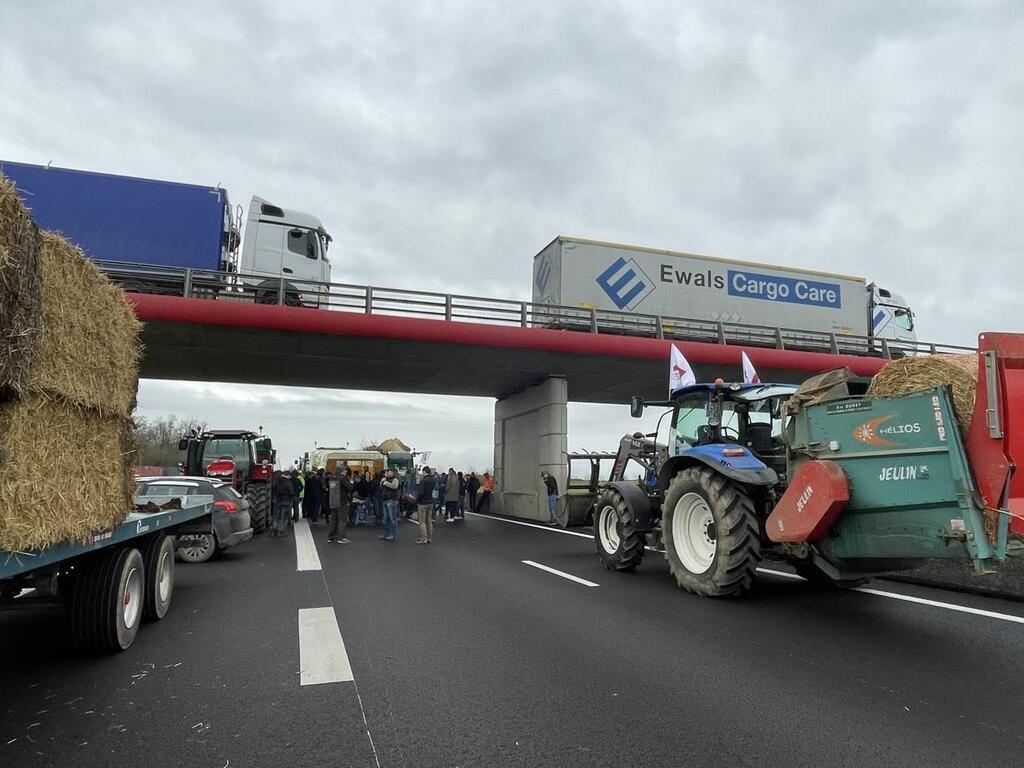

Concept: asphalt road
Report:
left=2, top=512, right=1024, bottom=768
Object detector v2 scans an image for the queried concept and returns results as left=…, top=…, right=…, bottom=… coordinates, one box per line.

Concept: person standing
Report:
left=273, top=470, right=294, bottom=536
left=479, top=472, right=495, bottom=514
left=305, top=469, right=322, bottom=523
left=541, top=471, right=559, bottom=526
left=444, top=467, right=460, bottom=522
left=467, top=472, right=480, bottom=513
left=416, top=467, right=436, bottom=544
left=379, top=469, right=401, bottom=541
left=457, top=471, right=466, bottom=519
left=291, top=470, right=303, bottom=521
left=326, top=467, right=353, bottom=544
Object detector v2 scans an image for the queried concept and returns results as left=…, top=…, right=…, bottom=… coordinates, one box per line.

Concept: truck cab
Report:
left=868, top=283, right=916, bottom=348
left=239, top=196, right=333, bottom=304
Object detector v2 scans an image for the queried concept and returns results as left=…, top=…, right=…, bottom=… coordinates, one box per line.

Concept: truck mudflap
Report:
left=767, top=460, right=849, bottom=543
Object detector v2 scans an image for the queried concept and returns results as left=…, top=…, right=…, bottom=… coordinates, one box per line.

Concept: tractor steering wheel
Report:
left=720, top=426, right=740, bottom=441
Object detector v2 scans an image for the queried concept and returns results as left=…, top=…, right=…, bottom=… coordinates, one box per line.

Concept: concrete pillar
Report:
left=493, top=376, right=567, bottom=521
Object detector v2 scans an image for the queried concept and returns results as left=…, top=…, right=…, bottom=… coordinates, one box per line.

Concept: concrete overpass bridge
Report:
left=115, top=262, right=971, bottom=521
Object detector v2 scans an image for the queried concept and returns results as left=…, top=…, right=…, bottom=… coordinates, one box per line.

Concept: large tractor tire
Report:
left=70, top=547, right=145, bottom=651
left=594, top=487, right=645, bottom=572
left=661, top=467, right=761, bottom=597
left=246, top=482, right=270, bottom=534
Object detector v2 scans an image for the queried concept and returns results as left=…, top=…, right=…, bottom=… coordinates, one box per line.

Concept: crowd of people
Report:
left=266, top=465, right=499, bottom=545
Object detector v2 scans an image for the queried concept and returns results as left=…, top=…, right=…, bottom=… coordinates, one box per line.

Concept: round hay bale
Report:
left=0, top=174, right=43, bottom=394
left=866, top=354, right=978, bottom=433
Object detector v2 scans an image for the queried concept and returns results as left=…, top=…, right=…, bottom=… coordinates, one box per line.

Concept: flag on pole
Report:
left=669, top=344, right=696, bottom=394
left=741, top=351, right=760, bottom=384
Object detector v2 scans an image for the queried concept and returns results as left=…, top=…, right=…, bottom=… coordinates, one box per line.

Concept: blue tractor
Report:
left=594, top=381, right=799, bottom=597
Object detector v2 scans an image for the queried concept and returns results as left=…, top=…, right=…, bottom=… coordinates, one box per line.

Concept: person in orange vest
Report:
left=478, top=472, right=495, bottom=514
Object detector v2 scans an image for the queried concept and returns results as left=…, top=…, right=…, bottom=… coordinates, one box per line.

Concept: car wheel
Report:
left=176, top=533, right=217, bottom=563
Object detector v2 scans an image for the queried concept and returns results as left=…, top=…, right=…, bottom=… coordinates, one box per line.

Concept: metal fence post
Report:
left=520, top=302, right=528, bottom=328
left=829, top=333, right=839, bottom=355
left=775, top=328, right=785, bottom=350
left=716, top=322, right=726, bottom=344
left=365, top=286, right=373, bottom=314
left=881, top=339, right=891, bottom=359
left=445, top=294, right=453, bottom=321
left=654, top=315, right=664, bottom=340
left=589, top=308, right=598, bottom=333
left=277, top=277, right=286, bottom=305
left=183, top=268, right=193, bottom=298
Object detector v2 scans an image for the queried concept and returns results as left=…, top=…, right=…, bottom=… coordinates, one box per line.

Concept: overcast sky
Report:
left=2, top=1, right=1021, bottom=469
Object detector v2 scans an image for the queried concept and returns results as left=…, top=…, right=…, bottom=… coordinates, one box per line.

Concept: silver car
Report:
left=136, top=477, right=253, bottom=563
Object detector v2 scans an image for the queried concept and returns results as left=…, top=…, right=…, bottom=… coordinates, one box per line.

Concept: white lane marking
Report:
left=293, top=519, right=322, bottom=571
left=473, top=510, right=1024, bottom=625
left=851, top=587, right=1024, bottom=625
left=522, top=560, right=599, bottom=587
left=756, top=567, right=806, bottom=581
left=298, top=607, right=354, bottom=685
left=467, top=511, right=592, bottom=539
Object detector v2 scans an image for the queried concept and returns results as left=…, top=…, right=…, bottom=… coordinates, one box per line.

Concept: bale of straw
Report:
left=0, top=174, right=43, bottom=394
left=0, top=395, right=136, bottom=552
left=866, top=354, right=978, bottom=434
left=21, top=232, right=142, bottom=418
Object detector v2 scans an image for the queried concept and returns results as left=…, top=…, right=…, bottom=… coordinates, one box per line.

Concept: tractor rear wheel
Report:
left=594, top=488, right=644, bottom=572
left=661, top=467, right=760, bottom=597
left=246, top=482, right=270, bottom=533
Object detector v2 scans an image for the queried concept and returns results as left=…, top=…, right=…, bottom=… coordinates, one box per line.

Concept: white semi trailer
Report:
left=531, top=236, right=916, bottom=348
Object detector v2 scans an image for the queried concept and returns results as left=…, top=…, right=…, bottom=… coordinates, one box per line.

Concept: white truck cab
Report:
left=868, top=283, right=916, bottom=347
left=237, top=196, right=333, bottom=304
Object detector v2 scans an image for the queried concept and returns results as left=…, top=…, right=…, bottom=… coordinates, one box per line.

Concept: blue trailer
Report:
left=0, top=498, right=213, bottom=651
left=0, top=160, right=234, bottom=271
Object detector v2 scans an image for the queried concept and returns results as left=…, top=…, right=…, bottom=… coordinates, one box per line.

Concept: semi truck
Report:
left=532, top=236, right=917, bottom=352
left=0, top=160, right=333, bottom=304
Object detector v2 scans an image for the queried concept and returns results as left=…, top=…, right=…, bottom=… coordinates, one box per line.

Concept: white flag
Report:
left=669, top=344, right=696, bottom=393
left=741, top=351, right=761, bottom=384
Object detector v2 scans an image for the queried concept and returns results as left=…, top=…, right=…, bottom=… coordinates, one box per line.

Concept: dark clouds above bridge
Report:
left=2, top=1, right=1020, bottom=464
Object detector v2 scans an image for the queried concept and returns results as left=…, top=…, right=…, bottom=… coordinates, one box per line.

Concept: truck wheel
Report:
left=246, top=482, right=270, bottom=533
left=662, top=467, right=760, bottom=597
left=70, top=547, right=145, bottom=651
left=176, top=533, right=217, bottom=563
left=594, top=488, right=644, bottom=572
left=142, top=535, right=175, bottom=621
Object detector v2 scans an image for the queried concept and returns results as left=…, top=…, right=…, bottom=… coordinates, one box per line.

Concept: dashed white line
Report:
left=293, top=519, right=322, bottom=571
left=522, top=560, right=600, bottom=587
left=473, top=510, right=1024, bottom=625
left=298, top=607, right=354, bottom=685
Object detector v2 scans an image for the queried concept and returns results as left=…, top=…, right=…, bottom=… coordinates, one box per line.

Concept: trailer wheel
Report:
left=142, top=535, right=175, bottom=621
left=594, top=488, right=644, bottom=572
left=662, top=467, right=760, bottom=597
left=70, top=547, right=145, bottom=651
left=247, top=482, right=270, bottom=533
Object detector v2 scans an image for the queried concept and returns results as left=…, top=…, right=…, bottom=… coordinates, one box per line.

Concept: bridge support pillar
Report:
left=493, top=376, right=567, bottom=521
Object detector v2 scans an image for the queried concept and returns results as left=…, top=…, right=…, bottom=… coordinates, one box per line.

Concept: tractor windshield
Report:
left=671, top=386, right=795, bottom=452
left=202, top=438, right=252, bottom=473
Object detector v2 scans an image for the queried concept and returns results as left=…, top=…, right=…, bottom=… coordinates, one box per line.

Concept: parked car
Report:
left=136, top=476, right=253, bottom=563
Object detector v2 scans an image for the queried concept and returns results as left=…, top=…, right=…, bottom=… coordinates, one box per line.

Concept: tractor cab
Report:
left=669, top=382, right=797, bottom=478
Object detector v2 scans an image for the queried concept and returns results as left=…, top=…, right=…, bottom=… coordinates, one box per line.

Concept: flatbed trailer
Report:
left=0, top=498, right=213, bottom=651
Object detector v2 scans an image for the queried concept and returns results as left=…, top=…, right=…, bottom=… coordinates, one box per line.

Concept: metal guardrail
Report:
left=96, top=259, right=976, bottom=359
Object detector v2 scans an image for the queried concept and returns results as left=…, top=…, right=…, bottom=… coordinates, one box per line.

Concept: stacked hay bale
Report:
left=0, top=175, right=142, bottom=552
left=866, top=354, right=978, bottom=434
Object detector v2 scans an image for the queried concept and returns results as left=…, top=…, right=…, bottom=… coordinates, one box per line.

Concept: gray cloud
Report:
left=3, top=1, right=1021, bottom=460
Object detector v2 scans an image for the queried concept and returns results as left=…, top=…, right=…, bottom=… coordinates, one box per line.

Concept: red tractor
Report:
left=179, top=429, right=275, bottom=533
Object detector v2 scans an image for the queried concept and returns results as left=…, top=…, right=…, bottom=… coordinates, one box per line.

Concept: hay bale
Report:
left=21, top=232, right=142, bottom=418
left=0, top=174, right=43, bottom=394
left=0, top=395, right=136, bottom=552
left=866, top=354, right=978, bottom=434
